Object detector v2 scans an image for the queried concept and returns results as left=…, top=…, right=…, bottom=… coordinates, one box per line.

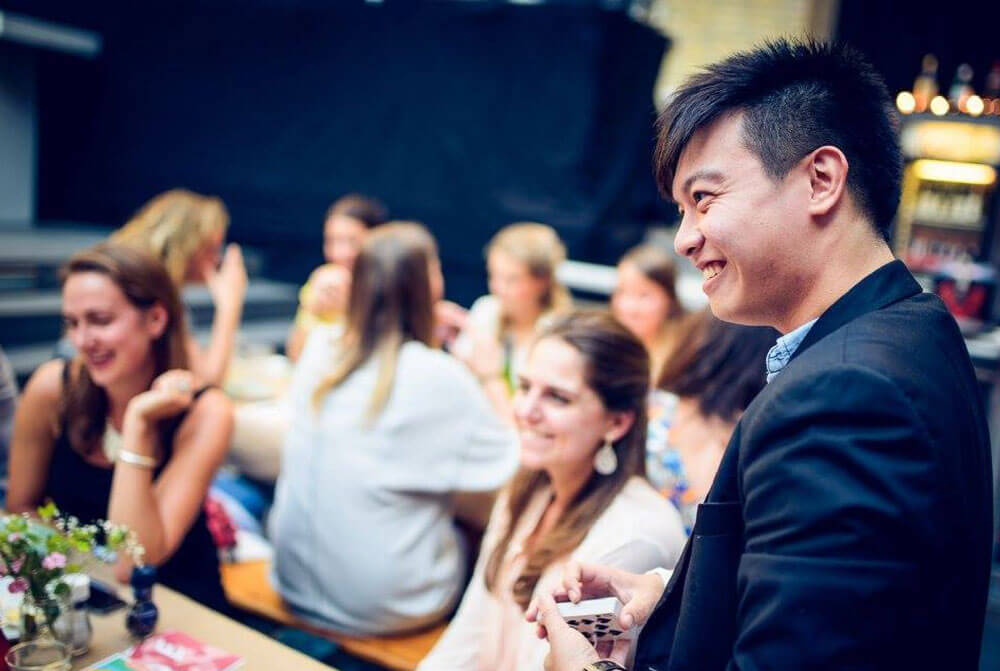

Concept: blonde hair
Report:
left=312, top=222, right=437, bottom=422
left=486, top=222, right=572, bottom=328
left=112, top=189, right=229, bottom=287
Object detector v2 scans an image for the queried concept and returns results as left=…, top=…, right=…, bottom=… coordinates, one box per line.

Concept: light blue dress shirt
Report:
left=765, top=318, right=818, bottom=383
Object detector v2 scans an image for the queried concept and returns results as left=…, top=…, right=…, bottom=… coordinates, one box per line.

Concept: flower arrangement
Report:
left=0, top=502, right=144, bottom=635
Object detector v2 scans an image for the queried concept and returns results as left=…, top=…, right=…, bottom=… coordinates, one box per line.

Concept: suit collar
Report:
left=789, top=259, right=921, bottom=364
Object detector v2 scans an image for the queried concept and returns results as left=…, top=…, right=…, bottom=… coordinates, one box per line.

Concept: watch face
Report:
left=586, top=662, right=626, bottom=671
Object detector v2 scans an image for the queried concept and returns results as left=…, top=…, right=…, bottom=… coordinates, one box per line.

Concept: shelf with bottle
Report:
left=897, top=57, right=1000, bottom=119
left=910, top=189, right=988, bottom=231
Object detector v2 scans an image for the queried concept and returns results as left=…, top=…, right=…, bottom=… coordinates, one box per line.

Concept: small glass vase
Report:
left=17, top=592, right=63, bottom=644
left=4, top=639, right=70, bottom=671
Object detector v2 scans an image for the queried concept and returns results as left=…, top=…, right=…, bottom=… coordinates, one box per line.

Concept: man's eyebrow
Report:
left=673, top=169, right=726, bottom=203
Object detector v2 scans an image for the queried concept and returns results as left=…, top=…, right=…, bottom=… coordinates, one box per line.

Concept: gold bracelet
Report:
left=117, top=449, right=158, bottom=469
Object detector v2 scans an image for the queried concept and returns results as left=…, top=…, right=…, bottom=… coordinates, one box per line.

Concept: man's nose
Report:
left=674, top=212, right=704, bottom=259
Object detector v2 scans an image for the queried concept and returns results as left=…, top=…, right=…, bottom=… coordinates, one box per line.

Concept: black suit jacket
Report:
left=634, top=260, right=993, bottom=670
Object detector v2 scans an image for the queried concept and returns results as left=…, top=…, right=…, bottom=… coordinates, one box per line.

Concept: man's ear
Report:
left=805, top=145, right=850, bottom=219
left=145, top=303, right=169, bottom=340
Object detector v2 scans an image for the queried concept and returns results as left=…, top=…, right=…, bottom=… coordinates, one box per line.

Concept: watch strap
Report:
left=583, top=661, right=627, bottom=671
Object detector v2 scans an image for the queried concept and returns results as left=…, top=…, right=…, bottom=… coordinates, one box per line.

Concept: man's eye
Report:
left=692, top=191, right=709, bottom=203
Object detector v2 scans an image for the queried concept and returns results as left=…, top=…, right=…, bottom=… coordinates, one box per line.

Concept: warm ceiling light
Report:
left=896, top=91, right=916, bottom=114
left=930, top=96, right=950, bottom=116
left=967, top=95, right=984, bottom=117
left=912, top=159, right=996, bottom=185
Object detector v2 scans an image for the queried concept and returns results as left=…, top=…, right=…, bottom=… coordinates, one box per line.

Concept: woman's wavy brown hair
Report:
left=59, top=243, right=189, bottom=456
left=484, top=311, right=650, bottom=610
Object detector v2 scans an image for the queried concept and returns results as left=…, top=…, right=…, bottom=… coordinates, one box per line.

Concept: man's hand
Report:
left=533, top=593, right=602, bottom=671
left=529, top=561, right=666, bottom=631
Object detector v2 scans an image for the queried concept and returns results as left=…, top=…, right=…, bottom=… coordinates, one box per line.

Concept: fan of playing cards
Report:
left=556, top=597, right=635, bottom=645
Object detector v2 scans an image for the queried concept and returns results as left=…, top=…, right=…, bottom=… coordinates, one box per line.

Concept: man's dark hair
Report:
left=654, top=39, right=902, bottom=240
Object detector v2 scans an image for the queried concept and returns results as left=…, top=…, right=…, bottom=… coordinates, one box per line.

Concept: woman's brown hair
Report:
left=112, top=188, right=229, bottom=287
left=59, top=243, right=189, bottom=456
left=484, top=311, right=650, bottom=610
left=618, top=244, right=686, bottom=375
left=312, top=222, right=437, bottom=421
left=619, top=244, right=684, bottom=320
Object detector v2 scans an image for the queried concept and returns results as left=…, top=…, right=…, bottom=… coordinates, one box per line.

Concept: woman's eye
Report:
left=547, top=392, right=570, bottom=405
left=692, top=191, right=709, bottom=204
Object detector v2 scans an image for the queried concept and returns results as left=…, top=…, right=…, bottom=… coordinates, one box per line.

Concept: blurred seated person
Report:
left=611, top=244, right=687, bottom=380
left=269, top=222, right=518, bottom=635
left=418, top=312, right=685, bottom=671
left=8, top=244, right=233, bottom=610
left=0, top=346, right=16, bottom=501
left=112, top=189, right=247, bottom=386
left=647, top=311, right=774, bottom=530
left=285, top=194, right=388, bottom=361
left=453, top=222, right=572, bottom=423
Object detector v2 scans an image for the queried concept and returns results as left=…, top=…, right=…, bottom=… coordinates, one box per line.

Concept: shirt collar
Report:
left=765, top=318, right=818, bottom=383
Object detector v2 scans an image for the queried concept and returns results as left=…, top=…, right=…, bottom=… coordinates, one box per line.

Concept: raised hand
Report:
left=124, top=369, right=198, bottom=425
left=305, top=264, right=351, bottom=318
left=205, top=243, right=247, bottom=312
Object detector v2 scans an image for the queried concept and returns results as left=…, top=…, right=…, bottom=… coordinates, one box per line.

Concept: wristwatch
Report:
left=583, top=662, right=627, bottom=671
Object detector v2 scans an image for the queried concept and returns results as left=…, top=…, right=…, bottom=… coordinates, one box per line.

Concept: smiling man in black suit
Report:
left=533, top=40, right=993, bottom=671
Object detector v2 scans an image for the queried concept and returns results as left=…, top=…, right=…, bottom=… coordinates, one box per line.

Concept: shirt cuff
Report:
left=646, top=567, right=673, bottom=587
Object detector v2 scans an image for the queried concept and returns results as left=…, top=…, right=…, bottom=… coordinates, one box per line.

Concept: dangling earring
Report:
left=594, top=439, right=618, bottom=475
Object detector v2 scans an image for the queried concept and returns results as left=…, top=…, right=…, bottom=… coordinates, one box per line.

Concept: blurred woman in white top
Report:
left=419, top=312, right=685, bottom=671
left=270, top=222, right=518, bottom=635
left=454, top=223, right=572, bottom=423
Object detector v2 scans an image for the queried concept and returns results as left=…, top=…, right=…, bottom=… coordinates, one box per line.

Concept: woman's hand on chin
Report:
left=124, top=369, right=198, bottom=426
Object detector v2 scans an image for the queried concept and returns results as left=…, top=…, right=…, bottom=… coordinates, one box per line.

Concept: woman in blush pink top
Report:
left=418, top=312, right=685, bottom=671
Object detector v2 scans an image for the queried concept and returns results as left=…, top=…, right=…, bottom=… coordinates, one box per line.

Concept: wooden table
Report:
left=75, top=584, right=337, bottom=670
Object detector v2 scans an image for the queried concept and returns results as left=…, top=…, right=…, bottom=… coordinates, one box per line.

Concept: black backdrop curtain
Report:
left=13, top=1, right=669, bottom=303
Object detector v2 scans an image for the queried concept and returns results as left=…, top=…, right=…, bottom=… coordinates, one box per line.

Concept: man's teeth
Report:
left=702, top=263, right=724, bottom=280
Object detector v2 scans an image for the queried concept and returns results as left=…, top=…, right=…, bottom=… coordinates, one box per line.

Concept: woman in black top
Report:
left=8, top=243, right=232, bottom=611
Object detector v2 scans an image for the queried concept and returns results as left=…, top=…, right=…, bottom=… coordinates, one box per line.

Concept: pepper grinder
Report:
left=125, top=566, right=158, bottom=638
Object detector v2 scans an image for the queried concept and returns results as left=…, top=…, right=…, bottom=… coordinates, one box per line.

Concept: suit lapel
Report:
left=791, top=260, right=921, bottom=364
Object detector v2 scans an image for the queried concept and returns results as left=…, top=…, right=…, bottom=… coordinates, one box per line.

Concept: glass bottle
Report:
left=51, top=574, right=91, bottom=657
left=912, top=53, right=938, bottom=113
left=125, top=566, right=158, bottom=639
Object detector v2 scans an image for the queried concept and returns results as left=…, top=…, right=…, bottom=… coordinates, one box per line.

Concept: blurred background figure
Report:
left=611, top=244, right=687, bottom=380
left=0, top=347, right=16, bottom=502
left=647, top=311, right=775, bottom=531
left=7, top=243, right=233, bottom=610
left=420, top=311, right=684, bottom=671
left=112, top=189, right=247, bottom=387
left=269, top=222, right=517, bottom=635
left=454, top=223, right=573, bottom=423
left=286, top=194, right=389, bottom=361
